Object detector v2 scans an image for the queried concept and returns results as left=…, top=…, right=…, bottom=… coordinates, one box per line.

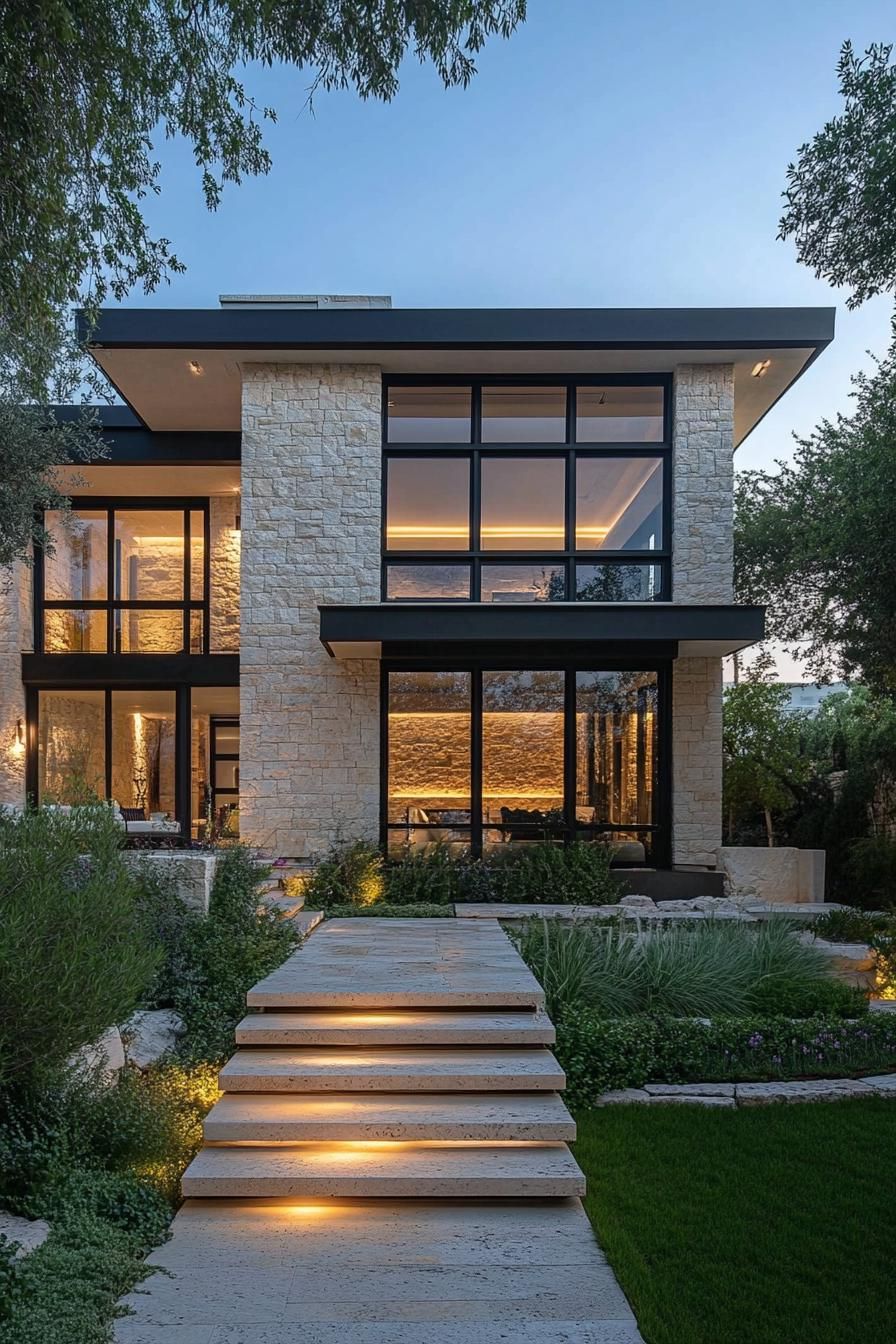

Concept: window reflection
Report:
left=575, top=672, right=657, bottom=830
left=44, top=511, right=107, bottom=600
left=575, top=563, right=662, bottom=602
left=576, top=387, right=664, bottom=442
left=480, top=457, right=565, bottom=550
left=387, top=387, right=472, bottom=442
left=481, top=387, right=566, bottom=442
left=386, top=565, right=471, bottom=601
left=575, top=457, right=663, bottom=550
left=480, top=563, right=566, bottom=602
left=38, top=690, right=106, bottom=803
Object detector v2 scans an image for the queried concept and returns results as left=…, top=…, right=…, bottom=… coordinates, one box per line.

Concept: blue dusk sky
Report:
left=133, top=1, right=893, bottom=677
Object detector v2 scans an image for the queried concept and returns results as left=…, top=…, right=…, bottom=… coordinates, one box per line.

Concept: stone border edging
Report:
left=596, top=1074, right=896, bottom=1107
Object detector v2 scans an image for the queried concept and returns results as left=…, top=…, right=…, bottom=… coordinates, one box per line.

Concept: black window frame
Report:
left=380, top=656, right=671, bottom=865
left=381, top=376, right=672, bottom=604
left=34, top=497, right=212, bottom=655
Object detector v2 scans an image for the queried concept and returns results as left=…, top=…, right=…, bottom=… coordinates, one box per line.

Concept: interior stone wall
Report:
left=239, top=363, right=382, bottom=857
left=210, top=495, right=240, bottom=651
left=38, top=692, right=106, bottom=803
left=0, top=562, right=31, bottom=806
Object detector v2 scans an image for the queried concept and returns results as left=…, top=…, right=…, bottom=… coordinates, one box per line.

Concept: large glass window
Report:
left=575, top=457, right=663, bottom=551
left=40, top=503, right=208, bottom=654
left=192, top=688, right=240, bottom=839
left=386, top=671, right=471, bottom=854
left=37, top=690, right=106, bottom=803
left=482, top=670, right=565, bottom=848
left=480, top=457, right=566, bottom=550
left=383, top=381, right=670, bottom=602
left=575, top=672, right=658, bottom=834
left=385, top=666, right=664, bottom=860
left=387, top=387, right=472, bottom=442
left=111, top=690, right=176, bottom=818
left=386, top=458, right=470, bottom=551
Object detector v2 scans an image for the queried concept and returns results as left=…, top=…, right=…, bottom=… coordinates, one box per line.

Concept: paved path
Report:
left=115, top=918, right=643, bottom=1343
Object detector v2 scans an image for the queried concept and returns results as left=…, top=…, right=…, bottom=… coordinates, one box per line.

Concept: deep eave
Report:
left=80, top=304, right=835, bottom=443
left=318, top=602, right=765, bottom=660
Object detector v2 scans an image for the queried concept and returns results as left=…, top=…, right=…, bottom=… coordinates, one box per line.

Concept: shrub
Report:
left=812, top=905, right=894, bottom=943
left=302, top=839, right=385, bottom=907
left=512, top=917, right=857, bottom=1020
left=131, top=856, right=205, bottom=1010
left=847, top=836, right=896, bottom=909
left=0, top=805, right=161, bottom=1085
left=169, top=845, right=299, bottom=1063
left=383, top=846, right=457, bottom=905
left=555, top=1010, right=896, bottom=1108
left=475, top=841, right=621, bottom=905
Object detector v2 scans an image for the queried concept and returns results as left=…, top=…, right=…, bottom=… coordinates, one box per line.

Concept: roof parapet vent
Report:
left=218, top=294, right=392, bottom=310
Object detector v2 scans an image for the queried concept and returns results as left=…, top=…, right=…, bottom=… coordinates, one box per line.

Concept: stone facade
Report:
left=239, top=364, right=382, bottom=857
left=672, top=656, right=723, bottom=867
left=668, top=364, right=735, bottom=866
left=672, top=364, right=734, bottom=603
left=0, top=562, right=31, bottom=806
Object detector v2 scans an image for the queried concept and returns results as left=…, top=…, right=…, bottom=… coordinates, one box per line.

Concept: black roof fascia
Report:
left=318, top=603, right=765, bottom=650
left=81, top=306, right=835, bottom=353
left=50, top=407, right=240, bottom=462
left=21, top=653, right=240, bottom=686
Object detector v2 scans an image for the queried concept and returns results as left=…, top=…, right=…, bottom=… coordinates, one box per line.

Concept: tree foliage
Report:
left=0, top=0, right=526, bottom=563
left=779, top=41, right=896, bottom=308
left=723, top=678, right=809, bottom=845
left=734, top=338, right=896, bottom=690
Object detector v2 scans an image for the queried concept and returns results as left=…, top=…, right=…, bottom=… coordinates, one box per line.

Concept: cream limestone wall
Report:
left=0, top=562, right=31, bottom=806
left=671, top=364, right=734, bottom=866
left=239, top=364, right=382, bottom=857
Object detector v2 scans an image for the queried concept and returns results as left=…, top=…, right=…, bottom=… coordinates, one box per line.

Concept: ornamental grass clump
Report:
left=513, top=916, right=856, bottom=1020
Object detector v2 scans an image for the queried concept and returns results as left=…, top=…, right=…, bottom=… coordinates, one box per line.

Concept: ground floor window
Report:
left=32, top=685, right=238, bottom=839
left=384, top=664, right=665, bottom=862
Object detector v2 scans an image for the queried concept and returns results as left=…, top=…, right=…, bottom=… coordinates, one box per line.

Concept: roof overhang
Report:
left=318, top=602, right=765, bottom=660
left=82, top=306, right=834, bottom=445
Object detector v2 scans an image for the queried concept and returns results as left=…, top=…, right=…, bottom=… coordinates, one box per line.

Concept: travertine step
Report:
left=204, top=1091, right=576, bottom=1142
left=236, top=1008, right=555, bottom=1047
left=182, top=1141, right=585, bottom=1198
left=219, top=1047, right=565, bottom=1093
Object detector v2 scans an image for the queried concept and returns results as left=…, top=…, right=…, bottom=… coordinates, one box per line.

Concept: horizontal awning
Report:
left=318, top=603, right=764, bottom=659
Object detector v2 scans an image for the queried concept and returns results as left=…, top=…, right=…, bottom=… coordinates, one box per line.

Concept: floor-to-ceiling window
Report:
left=384, top=665, right=665, bottom=862
left=383, top=380, right=669, bottom=604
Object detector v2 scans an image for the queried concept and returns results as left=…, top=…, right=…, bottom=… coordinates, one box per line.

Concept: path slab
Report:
left=182, top=1143, right=586, bottom=1198
left=219, top=1046, right=564, bottom=1093
left=236, top=1008, right=555, bottom=1046
left=204, top=1091, right=576, bottom=1142
left=247, top=919, right=545, bottom=1009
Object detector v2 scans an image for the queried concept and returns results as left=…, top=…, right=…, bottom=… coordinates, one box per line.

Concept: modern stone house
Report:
left=0, top=296, right=834, bottom=891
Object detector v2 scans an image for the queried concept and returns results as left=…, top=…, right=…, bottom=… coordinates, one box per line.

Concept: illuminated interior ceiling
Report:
left=54, top=464, right=240, bottom=496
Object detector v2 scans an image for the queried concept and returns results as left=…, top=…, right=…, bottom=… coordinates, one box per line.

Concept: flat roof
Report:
left=82, top=304, right=835, bottom=443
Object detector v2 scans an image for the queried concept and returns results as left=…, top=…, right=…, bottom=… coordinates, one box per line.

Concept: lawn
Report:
left=574, top=1099, right=896, bottom=1344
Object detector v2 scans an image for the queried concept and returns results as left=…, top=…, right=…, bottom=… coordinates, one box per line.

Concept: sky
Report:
left=131, top=0, right=896, bottom=678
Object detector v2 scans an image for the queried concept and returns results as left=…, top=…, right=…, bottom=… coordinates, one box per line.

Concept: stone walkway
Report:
left=115, top=918, right=643, bottom=1343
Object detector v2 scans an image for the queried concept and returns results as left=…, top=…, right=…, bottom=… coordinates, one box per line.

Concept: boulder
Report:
left=123, top=1009, right=186, bottom=1070
left=619, top=895, right=656, bottom=910
left=68, top=1025, right=125, bottom=1082
left=718, top=846, right=826, bottom=905
left=0, top=1212, right=50, bottom=1258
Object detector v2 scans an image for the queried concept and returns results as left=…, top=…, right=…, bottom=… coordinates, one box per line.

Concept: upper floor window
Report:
left=383, top=380, right=669, bottom=603
left=39, top=502, right=208, bottom=653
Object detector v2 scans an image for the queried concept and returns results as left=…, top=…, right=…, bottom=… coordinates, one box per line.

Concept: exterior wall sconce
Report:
left=751, top=359, right=771, bottom=378
left=12, top=718, right=25, bottom=757
left=187, top=360, right=204, bottom=376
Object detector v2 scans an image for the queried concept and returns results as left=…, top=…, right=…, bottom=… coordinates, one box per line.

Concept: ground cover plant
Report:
left=511, top=916, right=850, bottom=1021
left=322, top=902, right=454, bottom=919
left=574, top=1099, right=896, bottom=1344
left=303, top=837, right=621, bottom=909
left=555, top=1010, right=894, bottom=1107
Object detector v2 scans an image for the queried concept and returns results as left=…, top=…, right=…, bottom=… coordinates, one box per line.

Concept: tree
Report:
left=779, top=41, right=896, bottom=307
left=734, top=337, right=896, bottom=690
left=723, top=678, right=809, bottom=846
left=737, top=38, right=896, bottom=690
left=0, top=1, right=527, bottom=564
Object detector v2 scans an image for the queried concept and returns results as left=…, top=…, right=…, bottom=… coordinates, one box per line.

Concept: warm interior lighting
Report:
left=751, top=359, right=771, bottom=378
left=387, top=525, right=609, bottom=540
left=11, top=718, right=25, bottom=757
left=187, top=360, right=204, bottom=376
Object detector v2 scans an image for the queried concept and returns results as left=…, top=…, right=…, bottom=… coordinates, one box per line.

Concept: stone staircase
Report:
left=182, top=917, right=585, bottom=1200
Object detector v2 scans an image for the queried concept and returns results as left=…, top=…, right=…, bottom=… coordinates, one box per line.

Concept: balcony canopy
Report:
left=318, top=602, right=764, bottom=660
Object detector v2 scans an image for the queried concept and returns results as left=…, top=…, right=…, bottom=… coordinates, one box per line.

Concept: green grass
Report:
left=574, top=1100, right=896, bottom=1344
